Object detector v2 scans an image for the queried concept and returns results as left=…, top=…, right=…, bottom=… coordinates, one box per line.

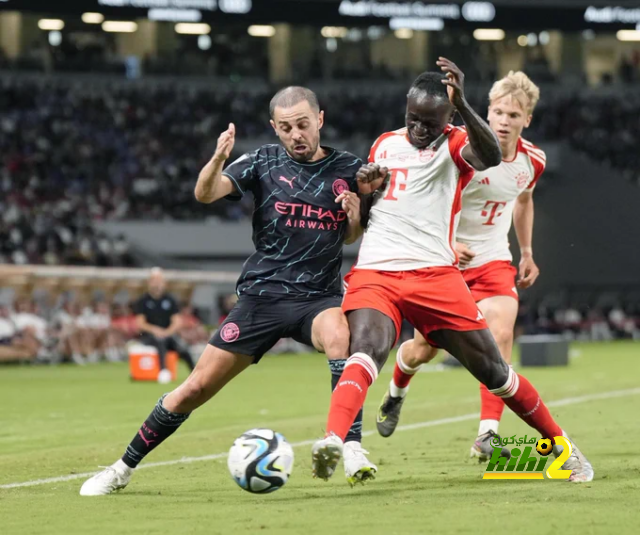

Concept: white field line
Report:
left=2, top=387, right=639, bottom=490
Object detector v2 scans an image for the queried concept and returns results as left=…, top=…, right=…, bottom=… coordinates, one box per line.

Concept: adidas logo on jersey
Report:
left=479, top=177, right=490, bottom=185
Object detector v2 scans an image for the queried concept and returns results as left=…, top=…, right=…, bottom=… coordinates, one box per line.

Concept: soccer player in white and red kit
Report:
left=376, top=72, right=551, bottom=461
left=311, top=60, right=594, bottom=482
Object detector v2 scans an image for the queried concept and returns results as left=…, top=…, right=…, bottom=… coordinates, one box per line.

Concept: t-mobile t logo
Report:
left=481, top=200, right=507, bottom=226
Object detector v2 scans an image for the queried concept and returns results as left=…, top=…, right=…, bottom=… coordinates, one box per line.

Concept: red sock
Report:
left=325, top=353, right=378, bottom=441
left=393, top=362, right=415, bottom=389
left=479, top=383, right=505, bottom=421
left=491, top=369, right=563, bottom=441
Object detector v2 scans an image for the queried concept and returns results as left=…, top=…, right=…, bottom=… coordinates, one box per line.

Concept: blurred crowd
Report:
left=551, top=92, right=640, bottom=184
left=0, top=296, right=210, bottom=364
left=517, top=298, right=640, bottom=342
left=1, top=288, right=637, bottom=365
left=2, top=77, right=639, bottom=270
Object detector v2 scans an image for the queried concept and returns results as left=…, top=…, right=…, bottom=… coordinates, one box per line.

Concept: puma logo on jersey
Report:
left=479, top=177, right=490, bottom=185
left=279, top=176, right=297, bottom=188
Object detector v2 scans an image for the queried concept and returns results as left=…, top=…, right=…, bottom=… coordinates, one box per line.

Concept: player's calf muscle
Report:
left=347, top=311, right=395, bottom=370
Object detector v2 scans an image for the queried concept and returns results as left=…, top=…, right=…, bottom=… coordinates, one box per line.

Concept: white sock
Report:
left=389, top=342, right=420, bottom=398
left=389, top=380, right=409, bottom=398
left=113, top=458, right=134, bottom=474
left=478, top=419, right=500, bottom=436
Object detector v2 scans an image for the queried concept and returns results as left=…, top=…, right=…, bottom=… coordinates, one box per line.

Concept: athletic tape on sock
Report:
left=345, top=352, right=379, bottom=383
left=489, top=367, right=520, bottom=399
left=328, top=359, right=347, bottom=376
left=396, top=343, right=422, bottom=375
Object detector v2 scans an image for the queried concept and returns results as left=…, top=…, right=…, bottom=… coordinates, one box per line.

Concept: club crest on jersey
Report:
left=419, top=148, right=437, bottom=163
left=332, top=179, right=350, bottom=196
left=515, top=171, right=530, bottom=189
left=220, top=322, right=240, bottom=343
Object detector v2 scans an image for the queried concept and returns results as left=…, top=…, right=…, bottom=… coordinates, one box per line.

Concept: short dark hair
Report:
left=269, top=86, right=320, bottom=118
left=408, top=72, right=448, bottom=101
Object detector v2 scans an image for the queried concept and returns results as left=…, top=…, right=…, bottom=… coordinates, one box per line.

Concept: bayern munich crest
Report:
left=419, top=148, right=436, bottom=163
left=515, top=171, right=530, bottom=188
left=332, top=178, right=350, bottom=196
left=220, top=322, right=240, bottom=342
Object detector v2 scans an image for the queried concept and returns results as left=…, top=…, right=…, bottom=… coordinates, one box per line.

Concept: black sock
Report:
left=329, top=359, right=363, bottom=443
left=122, top=395, right=190, bottom=468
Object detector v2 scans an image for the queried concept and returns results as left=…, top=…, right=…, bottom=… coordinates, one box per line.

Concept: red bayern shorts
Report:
left=462, top=260, right=518, bottom=303
left=343, top=266, right=488, bottom=346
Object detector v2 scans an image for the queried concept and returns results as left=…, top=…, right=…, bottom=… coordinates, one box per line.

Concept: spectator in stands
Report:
left=217, top=293, right=238, bottom=325
left=0, top=304, right=39, bottom=362
left=134, top=268, right=195, bottom=383
left=51, top=299, right=85, bottom=364
left=111, top=303, right=139, bottom=342
left=178, top=303, right=209, bottom=346
left=555, top=306, right=583, bottom=339
left=608, top=306, right=637, bottom=339
left=587, top=309, right=612, bottom=342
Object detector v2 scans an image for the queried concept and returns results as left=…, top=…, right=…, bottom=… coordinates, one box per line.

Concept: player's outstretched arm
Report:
left=195, top=123, right=238, bottom=203
left=514, top=190, right=540, bottom=288
left=437, top=57, right=501, bottom=171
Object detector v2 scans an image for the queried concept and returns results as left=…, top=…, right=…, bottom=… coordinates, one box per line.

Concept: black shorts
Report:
left=210, top=294, right=343, bottom=362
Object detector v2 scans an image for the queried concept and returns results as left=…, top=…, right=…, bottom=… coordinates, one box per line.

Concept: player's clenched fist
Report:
left=356, top=163, right=388, bottom=195
left=212, top=123, right=236, bottom=163
left=335, top=191, right=361, bottom=225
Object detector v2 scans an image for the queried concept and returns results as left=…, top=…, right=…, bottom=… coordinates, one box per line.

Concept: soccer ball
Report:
left=536, top=438, right=553, bottom=456
left=227, top=428, right=294, bottom=493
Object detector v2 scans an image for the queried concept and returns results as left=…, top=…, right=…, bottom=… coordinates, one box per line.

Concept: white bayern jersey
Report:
left=356, top=125, right=475, bottom=270
left=457, top=136, right=546, bottom=269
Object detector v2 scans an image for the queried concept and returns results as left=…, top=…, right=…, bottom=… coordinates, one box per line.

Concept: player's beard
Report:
left=286, top=135, right=320, bottom=163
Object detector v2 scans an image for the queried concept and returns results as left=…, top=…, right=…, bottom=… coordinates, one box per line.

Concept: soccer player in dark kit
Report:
left=80, top=86, right=377, bottom=496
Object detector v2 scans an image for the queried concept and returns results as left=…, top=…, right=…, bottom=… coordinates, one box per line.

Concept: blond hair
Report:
left=489, top=71, right=540, bottom=115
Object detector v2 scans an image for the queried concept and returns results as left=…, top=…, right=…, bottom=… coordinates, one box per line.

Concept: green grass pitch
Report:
left=1, top=341, right=639, bottom=535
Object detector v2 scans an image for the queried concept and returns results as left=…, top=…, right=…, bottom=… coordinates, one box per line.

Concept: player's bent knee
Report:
left=478, top=359, right=510, bottom=390
left=492, top=327, right=514, bottom=350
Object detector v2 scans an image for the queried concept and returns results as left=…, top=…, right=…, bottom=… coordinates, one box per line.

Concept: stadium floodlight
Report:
left=198, top=35, right=212, bottom=50
left=321, top=26, right=348, bottom=38
left=247, top=25, right=276, bottom=37
left=38, top=19, right=65, bottom=31
left=617, top=29, right=640, bottom=41
left=517, top=35, right=528, bottom=47
left=175, top=23, right=211, bottom=35
left=539, top=31, right=550, bottom=45
left=394, top=28, right=413, bottom=39
left=473, top=29, right=505, bottom=41
left=48, top=31, right=62, bottom=47
left=82, top=13, right=104, bottom=24
left=102, top=21, right=138, bottom=33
